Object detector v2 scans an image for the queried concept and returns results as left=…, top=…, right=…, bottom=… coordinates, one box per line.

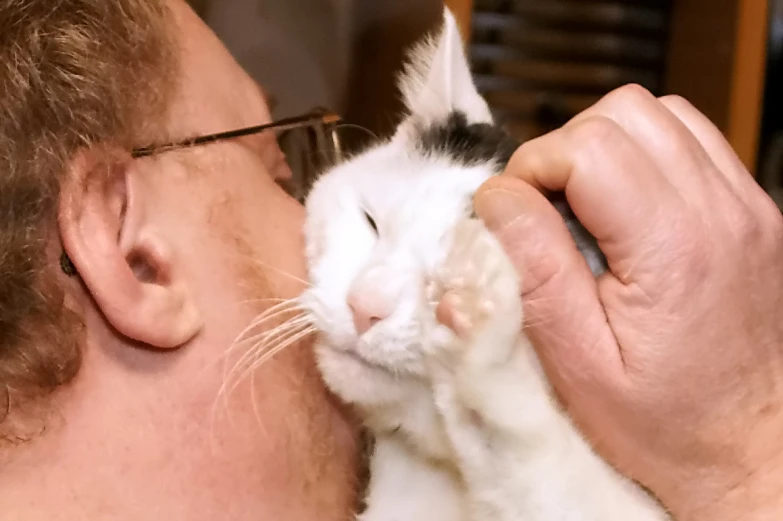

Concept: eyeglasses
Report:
left=60, top=107, right=346, bottom=276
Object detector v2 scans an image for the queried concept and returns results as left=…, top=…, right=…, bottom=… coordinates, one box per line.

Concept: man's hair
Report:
left=0, top=0, right=178, bottom=442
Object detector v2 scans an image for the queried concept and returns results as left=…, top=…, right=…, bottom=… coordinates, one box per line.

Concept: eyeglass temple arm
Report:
left=60, top=109, right=342, bottom=276
left=131, top=109, right=342, bottom=158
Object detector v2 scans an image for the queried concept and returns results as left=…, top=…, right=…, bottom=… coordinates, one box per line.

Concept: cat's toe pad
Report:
left=435, top=290, right=495, bottom=339
left=431, top=219, right=522, bottom=341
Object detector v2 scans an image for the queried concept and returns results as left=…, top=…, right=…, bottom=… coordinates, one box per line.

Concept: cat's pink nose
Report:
left=346, top=289, right=393, bottom=335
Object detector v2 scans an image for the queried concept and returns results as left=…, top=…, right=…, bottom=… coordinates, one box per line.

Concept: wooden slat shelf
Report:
left=342, top=0, right=770, bottom=175
left=451, top=0, right=769, bottom=174
left=473, top=56, right=661, bottom=92
left=461, top=0, right=670, bottom=141
left=482, top=89, right=602, bottom=115
left=471, top=25, right=664, bottom=65
left=473, top=0, right=669, bottom=34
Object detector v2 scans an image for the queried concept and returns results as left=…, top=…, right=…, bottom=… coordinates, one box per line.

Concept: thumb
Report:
left=473, top=176, right=622, bottom=396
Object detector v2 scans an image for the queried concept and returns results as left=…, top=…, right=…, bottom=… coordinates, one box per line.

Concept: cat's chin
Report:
left=339, top=348, right=395, bottom=374
left=316, top=345, right=420, bottom=410
left=316, top=343, right=397, bottom=383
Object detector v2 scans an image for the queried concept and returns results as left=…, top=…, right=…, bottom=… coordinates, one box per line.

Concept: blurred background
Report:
left=189, top=0, right=782, bottom=210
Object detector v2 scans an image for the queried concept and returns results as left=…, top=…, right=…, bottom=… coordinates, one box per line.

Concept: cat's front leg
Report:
left=427, top=218, right=569, bottom=519
left=357, top=436, right=467, bottom=521
left=428, top=218, right=560, bottom=441
left=427, top=219, right=670, bottom=521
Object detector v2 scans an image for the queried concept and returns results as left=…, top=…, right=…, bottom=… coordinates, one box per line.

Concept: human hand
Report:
left=473, top=85, right=783, bottom=521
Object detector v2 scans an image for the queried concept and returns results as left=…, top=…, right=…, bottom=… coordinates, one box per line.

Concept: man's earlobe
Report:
left=58, top=146, right=202, bottom=349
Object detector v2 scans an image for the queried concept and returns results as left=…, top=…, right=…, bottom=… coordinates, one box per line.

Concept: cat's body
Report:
left=300, top=8, right=669, bottom=521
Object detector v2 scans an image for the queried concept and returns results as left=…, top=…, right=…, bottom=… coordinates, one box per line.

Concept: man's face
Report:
left=90, top=1, right=359, bottom=518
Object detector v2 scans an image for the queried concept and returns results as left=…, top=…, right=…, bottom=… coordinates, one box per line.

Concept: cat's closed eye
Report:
left=364, top=211, right=378, bottom=234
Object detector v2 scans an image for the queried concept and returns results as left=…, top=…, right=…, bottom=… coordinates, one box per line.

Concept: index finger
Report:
left=502, top=115, right=682, bottom=275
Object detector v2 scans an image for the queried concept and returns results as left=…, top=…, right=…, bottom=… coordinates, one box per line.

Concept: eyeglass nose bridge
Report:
left=309, top=108, right=343, bottom=166
left=278, top=107, right=344, bottom=203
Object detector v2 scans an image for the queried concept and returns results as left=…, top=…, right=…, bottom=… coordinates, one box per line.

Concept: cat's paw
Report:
left=428, top=218, right=522, bottom=363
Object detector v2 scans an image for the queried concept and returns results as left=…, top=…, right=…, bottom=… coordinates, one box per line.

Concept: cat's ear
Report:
left=396, top=8, right=493, bottom=130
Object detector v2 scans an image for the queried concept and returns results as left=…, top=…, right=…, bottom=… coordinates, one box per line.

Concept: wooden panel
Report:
left=728, top=0, right=769, bottom=172
left=664, top=0, right=769, bottom=174
left=341, top=0, right=442, bottom=148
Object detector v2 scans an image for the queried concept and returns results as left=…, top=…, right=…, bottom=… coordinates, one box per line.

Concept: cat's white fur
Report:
left=301, top=8, right=670, bottom=521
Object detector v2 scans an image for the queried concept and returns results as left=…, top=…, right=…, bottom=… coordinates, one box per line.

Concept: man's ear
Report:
left=58, top=146, right=202, bottom=349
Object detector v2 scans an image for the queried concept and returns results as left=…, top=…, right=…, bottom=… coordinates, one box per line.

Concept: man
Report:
left=0, top=1, right=357, bottom=519
left=1, top=2, right=782, bottom=521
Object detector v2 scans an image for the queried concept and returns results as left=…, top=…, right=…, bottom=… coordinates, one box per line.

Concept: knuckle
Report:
left=772, top=206, right=783, bottom=239
left=658, top=94, right=694, bottom=111
left=568, top=115, right=625, bottom=152
left=603, top=83, right=656, bottom=109
left=773, top=218, right=783, bottom=262
left=725, top=191, right=783, bottom=256
left=758, top=193, right=783, bottom=233
left=504, top=137, right=548, bottom=180
left=759, top=199, right=783, bottom=255
left=720, top=192, right=763, bottom=245
left=733, top=207, right=764, bottom=245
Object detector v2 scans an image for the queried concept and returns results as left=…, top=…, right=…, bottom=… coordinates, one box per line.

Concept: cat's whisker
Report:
left=248, top=259, right=311, bottom=287
left=234, top=307, right=306, bottom=346
left=335, top=122, right=379, bottom=141
left=221, top=324, right=306, bottom=400
left=219, top=315, right=314, bottom=400
left=248, top=320, right=314, bottom=365
left=222, top=323, right=317, bottom=401
left=213, top=317, right=303, bottom=424
left=196, top=299, right=306, bottom=384
left=251, top=328, right=317, bottom=372
left=249, top=370, right=271, bottom=438
left=215, top=313, right=312, bottom=417
left=213, top=306, right=306, bottom=384
left=246, top=296, right=304, bottom=322
left=234, top=301, right=301, bottom=340
left=237, top=315, right=313, bottom=353
left=250, top=326, right=317, bottom=372
left=242, top=326, right=318, bottom=377
left=227, top=298, right=304, bottom=350
left=231, top=299, right=306, bottom=345
left=239, top=297, right=292, bottom=305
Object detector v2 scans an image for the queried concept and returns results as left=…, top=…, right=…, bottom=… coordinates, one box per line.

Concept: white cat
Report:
left=300, top=8, right=670, bottom=521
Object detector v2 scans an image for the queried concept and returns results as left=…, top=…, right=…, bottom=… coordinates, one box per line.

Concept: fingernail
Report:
left=474, top=189, right=527, bottom=232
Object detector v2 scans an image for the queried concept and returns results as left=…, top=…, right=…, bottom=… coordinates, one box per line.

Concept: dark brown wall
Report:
left=342, top=0, right=443, bottom=150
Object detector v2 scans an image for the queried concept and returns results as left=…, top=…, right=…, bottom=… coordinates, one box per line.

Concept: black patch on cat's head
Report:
left=413, top=109, right=608, bottom=275
left=415, top=111, right=520, bottom=168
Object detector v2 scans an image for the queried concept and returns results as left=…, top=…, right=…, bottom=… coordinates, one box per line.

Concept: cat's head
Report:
left=300, top=8, right=510, bottom=406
